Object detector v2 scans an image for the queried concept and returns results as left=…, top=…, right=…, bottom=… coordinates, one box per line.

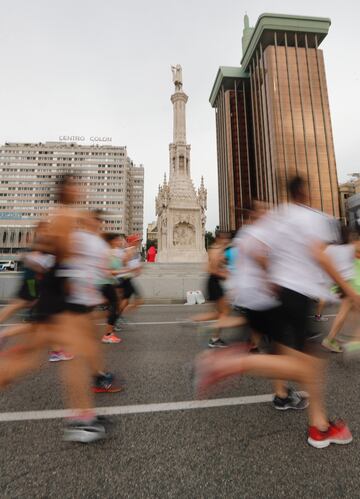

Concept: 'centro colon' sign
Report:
left=58, top=136, right=112, bottom=143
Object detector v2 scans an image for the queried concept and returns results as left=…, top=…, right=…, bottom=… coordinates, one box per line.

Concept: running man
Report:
left=195, top=176, right=360, bottom=448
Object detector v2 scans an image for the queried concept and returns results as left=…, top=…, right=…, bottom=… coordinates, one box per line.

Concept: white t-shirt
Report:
left=257, top=203, right=336, bottom=300
left=120, top=249, right=141, bottom=278
left=325, top=244, right=355, bottom=282
left=25, top=252, right=55, bottom=271
left=231, top=222, right=280, bottom=311
left=112, top=248, right=126, bottom=261
left=66, top=230, right=109, bottom=306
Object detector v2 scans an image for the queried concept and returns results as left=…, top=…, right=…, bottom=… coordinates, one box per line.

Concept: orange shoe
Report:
left=102, top=333, right=122, bottom=344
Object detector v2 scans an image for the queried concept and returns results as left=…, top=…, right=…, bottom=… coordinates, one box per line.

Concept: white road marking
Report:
left=0, top=393, right=280, bottom=422
left=0, top=315, right=337, bottom=328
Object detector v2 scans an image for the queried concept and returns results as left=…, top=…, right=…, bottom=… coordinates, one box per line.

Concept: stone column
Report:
left=171, top=92, right=188, bottom=145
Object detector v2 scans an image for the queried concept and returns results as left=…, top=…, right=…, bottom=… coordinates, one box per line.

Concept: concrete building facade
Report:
left=0, top=141, right=144, bottom=259
left=210, top=13, right=340, bottom=231
left=339, top=177, right=360, bottom=228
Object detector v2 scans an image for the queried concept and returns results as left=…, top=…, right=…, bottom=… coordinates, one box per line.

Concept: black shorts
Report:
left=17, top=278, right=38, bottom=302
left=207, top=274, right=224, bottom=302
left=30, top=267, right=67, bottom=323
left=64, top=303, right=95, bottom=314
left=245, top=288, right=312, bottom=352
left=245, top=307, right=283, bottom=345
left=122, top=278, right=140, bottom=300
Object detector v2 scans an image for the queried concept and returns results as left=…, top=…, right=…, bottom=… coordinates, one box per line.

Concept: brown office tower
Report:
left=210, top=13, right=340, bottom=231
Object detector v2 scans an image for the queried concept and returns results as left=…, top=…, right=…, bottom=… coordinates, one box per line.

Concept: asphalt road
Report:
left=1, top=303, right=360, bottom=498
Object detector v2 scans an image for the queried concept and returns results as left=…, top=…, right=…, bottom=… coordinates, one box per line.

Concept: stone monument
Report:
left=155, top=65, right=207, bottom=262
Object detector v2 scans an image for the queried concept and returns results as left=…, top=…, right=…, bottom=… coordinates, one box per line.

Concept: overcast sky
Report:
left=0, top=0, right=359, bottom=230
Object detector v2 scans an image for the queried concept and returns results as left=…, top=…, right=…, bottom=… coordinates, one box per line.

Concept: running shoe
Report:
left=64, top=418, right=106, bottom=443
left=308, top=420, right=353, bottom=449
left=101, top=333, right=122, bottom=344
left=314, top=315, right=328, bottom=322
left=208, top=338, right=228, bottom=348
left=48, top=351, right=61, bottom=362
left=321, top=337, right=342, bottom=353
left=92, top=372, right=123, bottom=393
left=48, top=351, right=74, bottom=362
left=273, top=388, right=309, bottom=410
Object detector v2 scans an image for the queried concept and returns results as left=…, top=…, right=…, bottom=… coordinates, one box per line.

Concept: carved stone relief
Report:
left=173, top=222, right=195, bottom=247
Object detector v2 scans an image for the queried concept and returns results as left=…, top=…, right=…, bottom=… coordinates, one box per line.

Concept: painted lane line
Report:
left=0, top=316, right=337, bottom=328
left=0, top=393, right=280, bottom=422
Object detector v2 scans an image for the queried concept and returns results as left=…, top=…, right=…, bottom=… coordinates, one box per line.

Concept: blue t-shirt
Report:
left=224, top=246, right=238, bottom=273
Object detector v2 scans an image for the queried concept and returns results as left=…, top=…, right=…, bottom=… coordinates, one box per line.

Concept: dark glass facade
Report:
left=215, top=79, right=255, bottom=231
left=211, top=16, right=340, bottom=231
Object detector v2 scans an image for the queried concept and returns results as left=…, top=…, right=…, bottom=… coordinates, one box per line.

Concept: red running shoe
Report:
left=102, top=333, right=122, bottom=344
left=92, top=385, right=123, bottom=393
left=308, top=420, right=353, bottom=449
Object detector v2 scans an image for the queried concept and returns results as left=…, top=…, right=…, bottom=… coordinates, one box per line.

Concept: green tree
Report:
left=205, top=231, right=215, bottom=250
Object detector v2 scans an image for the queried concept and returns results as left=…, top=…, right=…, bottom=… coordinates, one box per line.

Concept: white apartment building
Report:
left=0, top=141, right=144, bottom=259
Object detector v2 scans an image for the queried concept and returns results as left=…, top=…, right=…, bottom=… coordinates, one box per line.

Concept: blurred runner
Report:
left=321, top=227, right=360, bottom=354
left=0, top=221, right=48, bottom=332
left=195, top=176, right=359, bottom=448
left=191, top=231, right=230, bottom=348
left=0, top=175, right=112, bottom=443
left=100, top=233, right=123, bottom=344
left=119, top=234, right=144, bottom=314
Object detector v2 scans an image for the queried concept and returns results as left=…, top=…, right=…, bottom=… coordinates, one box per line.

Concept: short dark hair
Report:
left=288, top=175, right=305, bottom=201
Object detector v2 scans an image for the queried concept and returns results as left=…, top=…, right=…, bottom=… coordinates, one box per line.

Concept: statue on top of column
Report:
left=171, top=64, right=183, bottom=92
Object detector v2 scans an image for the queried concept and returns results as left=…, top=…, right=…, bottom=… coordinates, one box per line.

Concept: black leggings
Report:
left=101, top=284, right=119, bottom=326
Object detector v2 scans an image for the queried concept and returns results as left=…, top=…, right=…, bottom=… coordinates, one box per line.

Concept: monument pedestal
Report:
left=157, top=248, right=207, bottom=263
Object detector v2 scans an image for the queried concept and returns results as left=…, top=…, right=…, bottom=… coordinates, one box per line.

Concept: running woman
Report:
left=0, top=175, right=108, bottom=442
left=191, top=231, right=231, bottom=348
left=321, top=227, right=360, bottom=353
left=119, top=234, right=144, bottom=315
left=100, top=233, right=123, bottom=344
